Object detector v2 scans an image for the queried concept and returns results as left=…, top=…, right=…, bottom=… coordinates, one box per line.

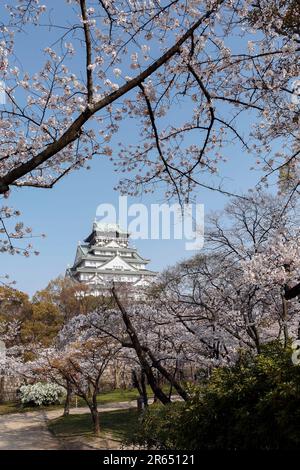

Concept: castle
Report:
left=66, top=221, right=156, bottom=296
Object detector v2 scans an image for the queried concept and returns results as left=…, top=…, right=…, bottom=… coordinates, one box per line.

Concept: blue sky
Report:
left=1, top=1, right=274, bottom=296
left=2, top=143, right=262, bottom=297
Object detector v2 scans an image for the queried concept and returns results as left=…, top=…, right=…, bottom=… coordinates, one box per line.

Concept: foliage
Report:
left=33, top=277, right=110, bottom=319
left=19, top=382, right=66, bottom=407
left=0, top=286, right=31, bottom=324
left=1, top=194, right=300, bottom=447
left=128, top=341, right=300, bottom=450
left=0, top=279, right=103, bottom=350
left=21, top=301, right=63, bottom=347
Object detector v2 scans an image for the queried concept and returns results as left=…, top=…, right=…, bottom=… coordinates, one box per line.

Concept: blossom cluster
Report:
left=19, top=382, right=66, bottom=406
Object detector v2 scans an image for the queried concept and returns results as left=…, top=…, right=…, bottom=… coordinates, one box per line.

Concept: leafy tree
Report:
left=20, top=300, right=63, bottom=347
left=0, top=286, right=31, bottom=324
left=34, top=276, right=112, bottom=320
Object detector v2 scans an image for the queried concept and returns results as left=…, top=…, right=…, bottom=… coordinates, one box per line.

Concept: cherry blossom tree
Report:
left=205, top=192, right=300, bottom=301
left=21, top=336, right=122, bottom=435
left=60, top=287, right=194, bottom=404
left=56, top=191, right=300, bottom=396
left=0, top=0, right=298, bottom=202
left=0, top=205, right=43, bottom=261
left=0, top=321, right=28, bottom=399
left=151, top=193, right=300, bottom=366
left=242, top=232, right=300, bottom=334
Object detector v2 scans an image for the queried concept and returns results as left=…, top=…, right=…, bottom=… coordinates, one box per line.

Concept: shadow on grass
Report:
left=48, top=408, right=140, bottom=441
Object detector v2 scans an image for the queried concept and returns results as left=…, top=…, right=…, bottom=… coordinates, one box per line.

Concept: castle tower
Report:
left=66, top=221, right=156, bottom=296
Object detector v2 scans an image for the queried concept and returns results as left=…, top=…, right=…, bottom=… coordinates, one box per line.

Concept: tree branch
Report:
left=80, top=0, right=94, bottom=104
left=0, top=0, right=224, bottom=194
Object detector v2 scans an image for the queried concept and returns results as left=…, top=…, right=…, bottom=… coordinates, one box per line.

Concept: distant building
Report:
left=66, top=221, right=156, bottom=296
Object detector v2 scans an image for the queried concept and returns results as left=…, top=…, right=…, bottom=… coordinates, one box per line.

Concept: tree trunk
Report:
left=90, top=406, right=100, bottom=436
left=112, top=287, right=171, bottom=405
left=141, top=369, right=148, bottom=407
left=146, top=349, right=189, bottom=401
left=81, top=388, right=101, bottom=437
left=0, top=377, right=4, bottom=403
left=91, top=386, right=101, bottom=436
left=285, top=282, right=300, bottom=300
left=281, top=294, right=289, bottom=347
left=113, top=287, right=189, bottom=401
left=63, top=380, right=72, bottom=417
left=132, top=368, right=148, bottom=408
left=131, top=369, right=143, bottom=396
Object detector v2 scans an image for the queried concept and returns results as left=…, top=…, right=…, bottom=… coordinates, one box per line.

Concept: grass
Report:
left=98, top=388, right=145, bottom=404
left=48, top=408, right=139, bottom=441
left=0, top=401, right=63, bottom=415
left=0, top=402, right=20, bottom=415
left=74, top=384, right=173, bottom=407
left=73, top=388, right=139, bottom=407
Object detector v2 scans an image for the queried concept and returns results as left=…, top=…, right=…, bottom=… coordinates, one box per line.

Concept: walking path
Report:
left=0, top=411, right=62, bottom=450
left=0, top=401, right=135, bottom=450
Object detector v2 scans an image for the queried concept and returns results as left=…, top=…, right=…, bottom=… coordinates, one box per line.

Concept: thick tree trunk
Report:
left=139, top=359, right=170, bottom=404
left=285, top=282, right=300, bottom=300
left=146, top=349, right=189, bottom=401
left=132, top=369, right=142, bottom=395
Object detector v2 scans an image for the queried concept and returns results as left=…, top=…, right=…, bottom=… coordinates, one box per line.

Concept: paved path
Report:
left=0, top=398, right=180, bottom=450
left=46, top=399, right=136, bottom=420
left=0, top=401, right=136, bottom=450
left=0, top=411, right=62, bottom=450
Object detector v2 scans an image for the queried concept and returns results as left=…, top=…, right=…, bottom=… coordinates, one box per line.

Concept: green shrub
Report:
left=128, top=341, right=300, bottom=449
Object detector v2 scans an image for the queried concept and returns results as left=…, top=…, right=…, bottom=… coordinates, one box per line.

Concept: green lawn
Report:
left=74, top=385, right=172, bottom=407
left=0, top=401, right=62, bottom=415
left=48, top=408, right=139, bottom=441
